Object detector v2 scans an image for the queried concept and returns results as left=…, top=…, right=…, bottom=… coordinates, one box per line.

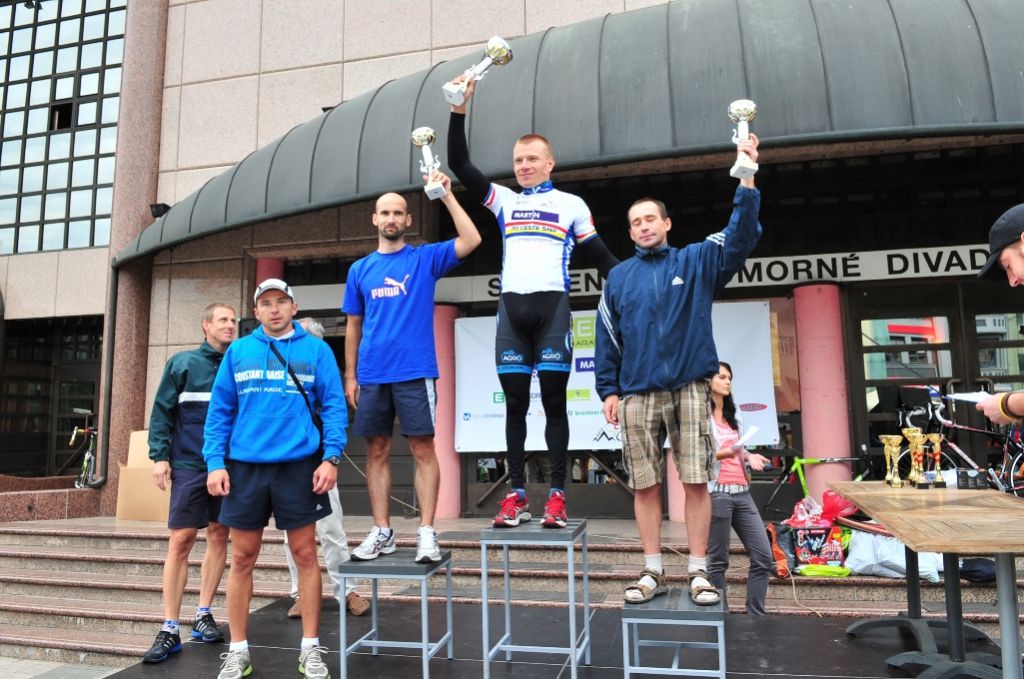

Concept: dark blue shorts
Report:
left=353, top=379, right=437, bottom=437
left=217, top=456, right=330, bottom=531
left=168, top=468, right=222, bottom=530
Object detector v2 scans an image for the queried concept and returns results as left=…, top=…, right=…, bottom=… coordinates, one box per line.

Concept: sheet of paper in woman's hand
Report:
left=731, top=425, right=759, bottom=451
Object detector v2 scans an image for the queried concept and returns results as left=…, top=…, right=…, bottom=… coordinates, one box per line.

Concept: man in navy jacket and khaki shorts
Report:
left=596, top=135, right=762, bottom=607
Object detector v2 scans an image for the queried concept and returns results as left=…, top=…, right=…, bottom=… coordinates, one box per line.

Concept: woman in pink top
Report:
left=706, top=362, right=774, bottom=615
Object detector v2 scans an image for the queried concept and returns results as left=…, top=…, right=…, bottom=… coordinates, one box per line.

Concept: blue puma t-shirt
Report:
left=342, top=241, right=460, bottom=384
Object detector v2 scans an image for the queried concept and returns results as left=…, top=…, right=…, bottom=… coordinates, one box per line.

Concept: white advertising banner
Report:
left=454, top=301, right=778, bottom=452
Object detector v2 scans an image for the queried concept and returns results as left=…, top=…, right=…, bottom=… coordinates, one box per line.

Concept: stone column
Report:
left=99, top=1, right=169, bottom=514
left=255, top=257, right=285, bottom=286
left=793, top=283, right=852, bottom=502
left=433, top=305, right=461, bottom=518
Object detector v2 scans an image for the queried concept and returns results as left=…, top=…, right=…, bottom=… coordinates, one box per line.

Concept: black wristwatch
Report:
left=325, top=455, right=341, bottom=466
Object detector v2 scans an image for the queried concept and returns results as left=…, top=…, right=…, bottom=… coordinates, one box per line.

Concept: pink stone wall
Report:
left=99, top=1, right=169, bottom=516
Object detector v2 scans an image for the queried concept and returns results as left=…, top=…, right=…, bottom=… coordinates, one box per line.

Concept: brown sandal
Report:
left=688, top=569, right=721, bottom=606
left=624, top=568, right=667, bottom=604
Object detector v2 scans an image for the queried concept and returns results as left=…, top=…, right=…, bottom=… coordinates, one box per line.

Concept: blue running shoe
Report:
left=192, top=612, right=225, bottom=642
left=142, top=630, right=182, bottom=663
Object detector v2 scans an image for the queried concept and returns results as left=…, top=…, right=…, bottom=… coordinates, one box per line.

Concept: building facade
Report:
left=0, top=0, right=124, bottom=479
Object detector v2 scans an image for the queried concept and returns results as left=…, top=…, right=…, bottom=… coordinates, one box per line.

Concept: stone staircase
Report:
left=0, top=517, right=1018, bottom=668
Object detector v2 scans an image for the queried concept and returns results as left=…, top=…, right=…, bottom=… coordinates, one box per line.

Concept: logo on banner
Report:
left=462, top=412, right=472, bottom=420
left=566, top=389, right=591, bottom=401
left=575, top=358, right=595, bottom=372
left=739, top=403, right=767, bottom=412
left=572, top=316, right=596, bottom=349
left=492, top=392, right=505, bottom=404
left=593, top=423, right=621, bottom=442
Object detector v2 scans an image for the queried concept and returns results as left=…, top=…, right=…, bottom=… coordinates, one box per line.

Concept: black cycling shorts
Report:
left=495, top=291, right=572, bottom=375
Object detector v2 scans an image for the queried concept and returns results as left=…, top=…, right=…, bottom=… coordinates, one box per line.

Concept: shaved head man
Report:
left=343, top=171, right=481, bottom=563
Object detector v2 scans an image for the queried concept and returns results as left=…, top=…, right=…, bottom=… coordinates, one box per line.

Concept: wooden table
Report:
left=830, top=481, right=1023, bottom=679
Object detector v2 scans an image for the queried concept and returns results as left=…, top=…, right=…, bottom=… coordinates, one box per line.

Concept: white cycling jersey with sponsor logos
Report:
left=484, top=181, right=597, bottom=294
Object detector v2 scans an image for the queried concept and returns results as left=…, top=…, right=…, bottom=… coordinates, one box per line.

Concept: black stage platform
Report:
left=111, top=598, right=1003, bottom=678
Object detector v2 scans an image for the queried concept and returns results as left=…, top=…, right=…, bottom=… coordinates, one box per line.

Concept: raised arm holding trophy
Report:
left=445, top=40, right=620, bottom=531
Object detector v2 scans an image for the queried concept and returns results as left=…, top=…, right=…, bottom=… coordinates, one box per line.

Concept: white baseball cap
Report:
left=253, top=278, right=294, bottom=304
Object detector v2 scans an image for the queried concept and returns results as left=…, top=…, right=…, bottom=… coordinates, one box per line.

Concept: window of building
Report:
left=0, top=0, right=122, bottom=254
left=1, top=315, right=102, bottom=476
left=48, top=100, right=71, bottom=129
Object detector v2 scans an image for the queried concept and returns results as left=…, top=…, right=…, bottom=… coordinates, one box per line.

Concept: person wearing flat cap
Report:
left=975, top=204, right=1024, bottom=425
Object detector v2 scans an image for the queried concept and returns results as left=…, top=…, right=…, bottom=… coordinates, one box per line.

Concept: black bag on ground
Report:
left=960, top=558, right=996, bottom=583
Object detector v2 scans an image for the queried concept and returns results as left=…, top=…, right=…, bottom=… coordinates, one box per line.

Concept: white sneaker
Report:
left=299, top=645, right=330, bottom=679
left=415, top=528, right=441, bottom=563
left=351, top=527, right=396, bottom=561
left=217, top=649, right=252, bottom=679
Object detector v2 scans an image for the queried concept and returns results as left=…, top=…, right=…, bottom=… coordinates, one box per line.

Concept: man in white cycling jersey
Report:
left=448, top=76, right=619, bottom=529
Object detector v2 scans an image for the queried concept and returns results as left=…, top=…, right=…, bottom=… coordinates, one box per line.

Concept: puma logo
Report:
left=384, top=274, right=410, bottom=295
left=371, top=274, right=411, bottom=299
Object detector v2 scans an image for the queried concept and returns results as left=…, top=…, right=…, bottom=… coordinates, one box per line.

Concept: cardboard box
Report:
left=115, top=429, right=170, bottom=522
left=115, top=465, right=170, bottom=522
left=126, top=429, right=151, bottom=467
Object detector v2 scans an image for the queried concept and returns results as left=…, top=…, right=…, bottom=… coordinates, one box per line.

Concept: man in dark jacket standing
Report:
left=143, top=302, right=236, bottom=663
left=595, top=135, right=762, bottom=606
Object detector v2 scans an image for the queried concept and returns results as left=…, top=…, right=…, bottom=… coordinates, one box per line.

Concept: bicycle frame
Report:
left=69, top=409, right=97, bottom=488
left=763, top=454, right=863, bottom=516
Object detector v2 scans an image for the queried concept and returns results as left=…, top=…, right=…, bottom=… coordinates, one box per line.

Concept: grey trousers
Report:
left=707, top=490, right=775, bottom=616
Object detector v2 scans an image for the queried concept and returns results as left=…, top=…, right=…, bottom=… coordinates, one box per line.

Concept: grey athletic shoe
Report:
left=299, top=645, right=330, bottom=679
left=217, top=649, right=252, bottom=679
left=351, top=526, right=396, bottom=561
left=415, top=528, right=441, bottom=563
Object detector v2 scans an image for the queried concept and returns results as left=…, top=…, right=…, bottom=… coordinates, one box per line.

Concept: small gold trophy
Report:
left=926, top=433, right=947, bottom=488
left=879, top=435, right=904, bottom=488
left=908, top=431, right=930, bottom=489
left=901, top=427, right=922, bottom=485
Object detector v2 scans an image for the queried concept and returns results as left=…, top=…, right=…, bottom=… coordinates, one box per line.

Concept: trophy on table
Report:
left=926, top=433, right=948, bottom=488
left=906, top=429, right=930, bottom=489
left=728, top=99, right=759, bottom=179
left=900, top=426, right=922, bottom=486
left=411, top=127, right=446, bottom=200
left=442, top=36, right=513, bottom=106
left=879, top=435, right=904, bottom=488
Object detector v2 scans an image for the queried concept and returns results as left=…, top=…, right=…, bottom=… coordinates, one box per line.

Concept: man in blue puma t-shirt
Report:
left=343, top=170, right=481, bottom=563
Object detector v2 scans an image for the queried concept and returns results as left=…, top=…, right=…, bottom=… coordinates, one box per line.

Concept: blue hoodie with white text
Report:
left=202, top=322, right=347, bottom=471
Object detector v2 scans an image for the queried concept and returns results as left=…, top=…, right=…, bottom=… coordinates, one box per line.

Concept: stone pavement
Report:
left=0, top=658, right=121, bottom=679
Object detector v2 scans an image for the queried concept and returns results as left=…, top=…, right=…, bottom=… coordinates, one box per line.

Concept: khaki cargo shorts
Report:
left=619, top=380, right=714, bottom=490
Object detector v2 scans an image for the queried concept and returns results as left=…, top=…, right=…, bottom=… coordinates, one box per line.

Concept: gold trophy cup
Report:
left=879, top=434, right=904, bottom=488
left=908, top=431, right=930, bottom=489
left=926, top=432, right=947, bottom=488
left=901, top=427, right=922, bottom=485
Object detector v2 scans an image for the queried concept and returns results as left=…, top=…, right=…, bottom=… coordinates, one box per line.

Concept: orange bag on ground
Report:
left=765, top=522, right=792, bottom=578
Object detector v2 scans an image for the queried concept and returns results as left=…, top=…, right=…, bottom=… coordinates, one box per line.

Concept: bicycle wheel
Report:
left=1005, top=451, right=1024, bottom=497
left=895, top=449, right=958, bottom=483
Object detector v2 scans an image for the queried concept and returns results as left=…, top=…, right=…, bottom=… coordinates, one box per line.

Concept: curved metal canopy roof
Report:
left=115, top=0, right=1024, bottom=266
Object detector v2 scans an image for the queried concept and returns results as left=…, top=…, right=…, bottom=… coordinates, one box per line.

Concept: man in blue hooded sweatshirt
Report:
left=204, top=278, right=345, bottom=679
